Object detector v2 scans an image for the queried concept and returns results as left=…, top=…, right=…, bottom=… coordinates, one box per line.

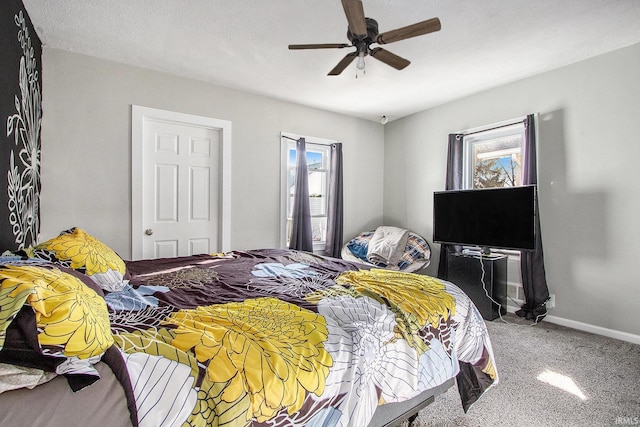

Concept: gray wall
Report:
left=40, top=43, right=640, bottom=338
left=383, top=43, right=640, bottom=336
left=40, top=49, right=385, bottom=259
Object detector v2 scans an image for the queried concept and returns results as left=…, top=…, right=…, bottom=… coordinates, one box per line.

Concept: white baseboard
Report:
left=506, top=304, right=640, bottom=345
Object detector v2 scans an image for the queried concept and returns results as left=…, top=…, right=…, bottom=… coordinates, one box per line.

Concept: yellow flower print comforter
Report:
left=1, top=249, right=498, bottom=426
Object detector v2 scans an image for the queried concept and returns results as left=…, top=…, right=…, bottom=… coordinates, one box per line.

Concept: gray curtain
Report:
left=516, top=114, right=550, bottom=320
left=324, top=143, right=343, bottom=258
left=437, top=133, right=464, bottom=279
left=289, top=138, right=314, bottom=252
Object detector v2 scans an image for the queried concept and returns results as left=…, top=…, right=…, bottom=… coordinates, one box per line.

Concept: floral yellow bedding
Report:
left=0, top=242, right=497, bottom=426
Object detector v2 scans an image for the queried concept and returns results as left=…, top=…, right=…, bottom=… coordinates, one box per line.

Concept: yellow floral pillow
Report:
left=32, top=228, right=128, bottom=292
left=0, top=263, right=113, bottom=359
left=0, top=262, right=113, bottom=390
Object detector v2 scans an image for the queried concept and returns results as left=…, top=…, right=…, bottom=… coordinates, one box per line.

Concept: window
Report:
left=463, top=122, right=525, bottom=189
left=280, top=133, right=334, bottom=251
left=461, top=119, right=527, bottom=256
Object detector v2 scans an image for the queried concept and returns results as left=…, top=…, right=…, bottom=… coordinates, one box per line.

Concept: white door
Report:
left=132, top=106, right=231, bottom=260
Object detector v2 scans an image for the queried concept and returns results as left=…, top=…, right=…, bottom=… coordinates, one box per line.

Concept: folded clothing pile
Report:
left=366, top=226, right=409, bottom=268
left=342, top=227, right=431, bottom=272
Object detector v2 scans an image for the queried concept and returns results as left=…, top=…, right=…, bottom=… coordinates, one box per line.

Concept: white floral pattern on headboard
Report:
left=6, top=9, right=41, bottom=249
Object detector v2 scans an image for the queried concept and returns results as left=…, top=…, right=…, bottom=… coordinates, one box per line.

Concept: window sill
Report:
left=313, top=242, right=326, bottom=254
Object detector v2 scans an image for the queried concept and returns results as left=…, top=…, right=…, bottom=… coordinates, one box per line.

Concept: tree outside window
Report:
left=464, top=124, right=525, bottom=189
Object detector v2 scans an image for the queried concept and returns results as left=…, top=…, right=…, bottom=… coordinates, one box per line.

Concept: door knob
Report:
left=145, top=228, right=153, bottom=236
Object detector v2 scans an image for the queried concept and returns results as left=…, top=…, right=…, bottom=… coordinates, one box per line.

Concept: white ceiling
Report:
left=22, top=0, right=640, bottom=122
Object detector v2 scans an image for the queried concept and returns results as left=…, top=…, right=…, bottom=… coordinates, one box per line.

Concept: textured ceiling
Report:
left=22, top=0, right=640, bottom=122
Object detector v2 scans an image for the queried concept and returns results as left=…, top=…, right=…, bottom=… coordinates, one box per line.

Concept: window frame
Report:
left=462, top=122, right=526, bottom=190
left=460, top=117, right=528, bottom=257
left=280, top=132, right=335, bottom=252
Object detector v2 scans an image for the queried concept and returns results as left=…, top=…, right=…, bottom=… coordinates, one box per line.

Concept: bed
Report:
left=0, top=228, right=497, bottom=426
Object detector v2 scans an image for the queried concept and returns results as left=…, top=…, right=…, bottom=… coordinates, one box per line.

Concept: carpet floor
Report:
left=410, top=314, right=640, bottom=426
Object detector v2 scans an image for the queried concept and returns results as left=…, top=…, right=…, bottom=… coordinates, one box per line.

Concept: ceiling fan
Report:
left=288, top=0, right=441, bottom=76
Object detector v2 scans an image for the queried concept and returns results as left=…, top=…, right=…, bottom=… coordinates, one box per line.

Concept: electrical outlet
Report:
left=547, top=294, right=555, bottom=309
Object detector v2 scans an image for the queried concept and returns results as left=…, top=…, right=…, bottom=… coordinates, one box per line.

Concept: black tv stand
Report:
left=447, top=253, right=507, bottom=321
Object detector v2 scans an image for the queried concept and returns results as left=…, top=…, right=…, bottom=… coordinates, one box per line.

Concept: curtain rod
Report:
left=281, top=135, right=302, bottom=142
left=456, top=115, right=528, bottom=138
left=281, top=134, right=337, bottom=147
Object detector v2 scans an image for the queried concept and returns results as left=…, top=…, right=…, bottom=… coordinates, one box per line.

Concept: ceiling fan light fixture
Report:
left=355, top=50, right=367, bottom=78
left=356, top=52, right=365, bottom=70
left=356, top=51, right=366, bottom=70
left=288, top=0, right=441, bottom=76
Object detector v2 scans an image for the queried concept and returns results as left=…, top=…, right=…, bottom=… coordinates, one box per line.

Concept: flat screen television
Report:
left=433, top=185, right=537, bottom=253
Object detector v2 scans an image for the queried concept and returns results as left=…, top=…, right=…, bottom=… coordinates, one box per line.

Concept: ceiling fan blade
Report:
left=289, top=43, right=352, bottom=50
left=341, top=0, right=367, bottom=38
left=376, top=17, right=441, bottom=45
left=369, top=47, right=410, bottom=70
left=328, top=52, right=358, bottom=76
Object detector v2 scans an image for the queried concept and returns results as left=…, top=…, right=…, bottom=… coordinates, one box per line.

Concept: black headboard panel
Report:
left=0, top=0, right=42, bottom=251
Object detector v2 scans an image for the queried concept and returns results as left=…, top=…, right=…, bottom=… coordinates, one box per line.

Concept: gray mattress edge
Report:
left=0, top=362, right=132, bottom=427
left=368, top=378, right=455, bottom=427
left=0, top=361, right=455, bottom=427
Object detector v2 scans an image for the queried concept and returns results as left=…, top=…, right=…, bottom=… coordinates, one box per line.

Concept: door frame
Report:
left=131, top=105, right=232, bottom=260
